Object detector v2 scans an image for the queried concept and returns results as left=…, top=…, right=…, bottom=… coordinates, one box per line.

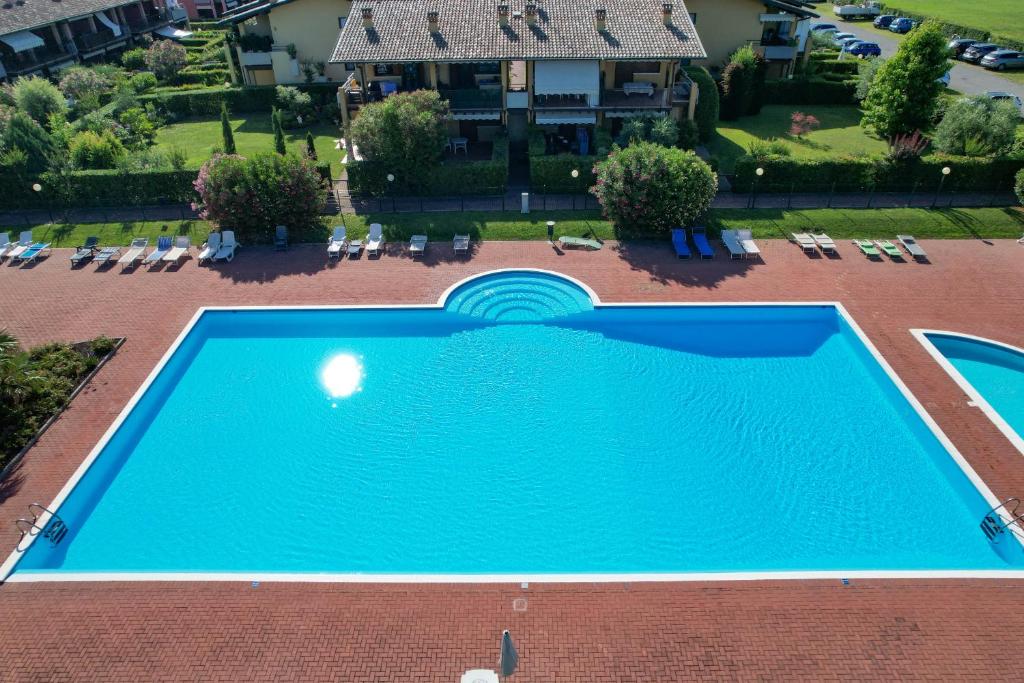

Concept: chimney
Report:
left=361, top=6, right=373, bottom=29
left=594, top=7, right=606, bottom=32
left=661, top=2, right=673, bottom=25
left=524, top=3, right=537, bottom=26
left=497, top=4, right=509, bottom=27
left=427, top=10, right=439, bottom=33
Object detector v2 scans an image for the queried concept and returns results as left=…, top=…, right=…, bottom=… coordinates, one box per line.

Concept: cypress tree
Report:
left=220, top=102, right=236, bottom=154
left=272, top=107, right=286, bottom=155
left=305, top=130, right=317, bottom=160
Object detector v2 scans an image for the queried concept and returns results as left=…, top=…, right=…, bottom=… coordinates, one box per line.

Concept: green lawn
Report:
left=154, top=116, right=344, bottom=177
left=706, top=105, right=889, bottom=174
left=8, top=207, right=1023, bottom=246
left=872, top=0, right=1024, bottom=43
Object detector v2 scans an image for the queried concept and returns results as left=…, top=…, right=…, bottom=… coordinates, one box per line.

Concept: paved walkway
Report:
left=1, top=239, right=1024, bottom=680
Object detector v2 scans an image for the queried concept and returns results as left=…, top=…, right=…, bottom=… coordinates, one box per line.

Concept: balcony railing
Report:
left=75, top=28, right=128, bottom=53
left=3, top=47, right=76, bottom=76
left=601, top=88, right=670, bottom=109
left=755, top=40, right=797, bottom=61
left=533, top=93, right=589, bottom=109
left=439, top=88, right=502, bottom=109
left=128, top=10, right=172, bottom=33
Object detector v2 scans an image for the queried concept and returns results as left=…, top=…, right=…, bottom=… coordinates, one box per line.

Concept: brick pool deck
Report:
left=1, top=238, right=1023, bottom=681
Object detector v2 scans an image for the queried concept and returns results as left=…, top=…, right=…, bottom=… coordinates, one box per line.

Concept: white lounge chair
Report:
left=144, top=236, right=173, bottom=266
left=720, top=230, right=746, bottom=260
left=0, top=233, right=11, bottom=260
left=214, top=231, right=238, bottom=262
left=328, top=226, right=346, bottom=259
left=7, top=231, right=33, bottom=260
left=118, top=238, right=149, bottom=271
left=812, top=233, right=837, bottom=255
left=453, top=234, right=470, bottom=255
left=736, top=229, right=761, bottom=259
left=93, top=246, right=121, bottom=266
left=792, top=233, right=817, bottom=253
left=409, top=234, right=428, bottom=258
left=163, top=236, right=191, bottom=265
left=197, top=233, right=221, bottom=264
left=896, top=234, right=928, bottom=261
left=365, top=223, right=384, bottom=257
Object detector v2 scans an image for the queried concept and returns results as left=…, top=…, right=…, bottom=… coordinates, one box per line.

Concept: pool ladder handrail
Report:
left=13, top=503, right=68, bottom=553
left=980, top=498, right=1024, bottom=544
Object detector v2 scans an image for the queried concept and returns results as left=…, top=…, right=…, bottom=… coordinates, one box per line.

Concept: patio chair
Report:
left=16, top=242, right=51, bottom=264
left=162, top=236, right=191, bottom=265
left=347, top=239, right=363, bottom=258
left=0, top=233, right=11, bottom=260
left=812, top=233, right=837, bottom=255
left=7, top=231, right=33, bottom=260
left=365, top=223, right=384, bottom=257
left=736, top=229, right=761, bottom=259
left=275, top=225, right=288, bottom=251
left=144, top=236, right=173, bottom=266
left=558, top=235, right=602, bottom=250
left=409, top=234, right=428, bottom=258
left=720, top=230, right=746, bottom=260
left=214, top=231, right=238, bottom=262
left=70, top=237, right=99, bottom=266
left=197, top=233, right=221, bottom=265
left=671, top=228, right=691, bottom=259
left=896, top=234, right=928, bottom=261
left=453, top=234, right=470, bottom=255
left=92, top=246, right=121, bottom=266
left=852, top=239, right=881, bottom=258
left=792, top=233, right=817, bottom=253
left=328, top=226, right=347, bottom=259
left=691, top=227, right=714, bottom=259
left=118, top=238, right=149, bottom=271
left=874, top=240, right=903, bottom=260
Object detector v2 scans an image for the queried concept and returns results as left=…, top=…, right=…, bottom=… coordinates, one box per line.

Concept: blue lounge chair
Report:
left=691, top=227, right=714, bottom=259
left=17, top=242, right=51, bottom=264
left=671, top=228, right=691, bottom=259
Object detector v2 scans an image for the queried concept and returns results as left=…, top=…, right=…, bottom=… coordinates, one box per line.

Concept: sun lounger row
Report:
left=327, top=226, right=470, bottom=259
left=791, top=232, right=836, bottom=255
left=0, top=231, right=51, bottom=265
left=852, top=235, right=928, bottom=261
left=671, top=227, right=714, bottom=259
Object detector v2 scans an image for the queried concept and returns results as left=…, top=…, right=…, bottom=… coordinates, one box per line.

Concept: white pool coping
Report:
left=912, top=329, right=1024, bottom=458
left=4, top=268, right=1023, bottom=584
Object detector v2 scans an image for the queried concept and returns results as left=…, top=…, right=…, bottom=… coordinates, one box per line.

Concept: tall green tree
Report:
left=305, top=130, right=317, bottom=160
left=220, top=102, right=236, bottom=154
left=861, top=21, right=949, bottom=138
left=272, top=107, right=286, bottom=155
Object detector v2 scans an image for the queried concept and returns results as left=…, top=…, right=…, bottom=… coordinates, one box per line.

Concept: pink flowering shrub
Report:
left=144, top=40, right=187, bottom=82
left=590, top=141, right=717, bottom=238
left=193, top=152, right=327, bottom=242
left=788, top=112, right=820, bottom=138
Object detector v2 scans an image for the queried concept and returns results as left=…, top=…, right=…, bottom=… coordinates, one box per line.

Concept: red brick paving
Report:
left=1, top=238, right=1024, bottom=681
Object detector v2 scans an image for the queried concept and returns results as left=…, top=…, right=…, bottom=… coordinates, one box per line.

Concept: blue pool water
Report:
left=926, top=333, right=1024, bottom=444
left=13, top=272, right=1022, bottom=575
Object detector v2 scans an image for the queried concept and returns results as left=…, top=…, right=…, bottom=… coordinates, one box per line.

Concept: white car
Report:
left=985, top=91, right=1023, bottom=115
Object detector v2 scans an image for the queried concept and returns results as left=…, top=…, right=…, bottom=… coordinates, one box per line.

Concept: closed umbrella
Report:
left=499, top=629, right=518, bottom=678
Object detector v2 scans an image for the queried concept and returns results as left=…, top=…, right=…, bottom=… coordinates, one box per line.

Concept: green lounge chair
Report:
left=558, top=236, right=602, bottom=250
left=874, top=240, right=903, bottom=260
left=852, top=239, right=880, bottom=258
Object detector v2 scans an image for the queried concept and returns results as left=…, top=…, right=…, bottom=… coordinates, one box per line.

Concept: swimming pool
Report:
left=5, top=271, right=1022, bottom=581
left=915, top=330, right=1024, bottom=456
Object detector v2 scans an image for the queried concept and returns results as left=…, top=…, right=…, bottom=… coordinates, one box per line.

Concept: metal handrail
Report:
left=13, top=503, right=67, bottom=553
left=981, top=498, right=1024, bottom=544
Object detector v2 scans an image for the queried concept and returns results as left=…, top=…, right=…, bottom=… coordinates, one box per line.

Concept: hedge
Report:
left=813, top=59, right=859, bottom=77
left=732, top=154, right=1024, bottom=193
left=348, top=136, right=507, bottom=196
left=0, top=169, right=198, bottom=208
left=684, top=66, right=719, bottom=142
left=140, top=84, right=341, bottom=117
left=876, top=5, right=1024, bottom=51
left=530, top=154, right=598, bottom=194
left=762, top=77, right=857, bottom=105
left=178, top=68, right=230, bottom=86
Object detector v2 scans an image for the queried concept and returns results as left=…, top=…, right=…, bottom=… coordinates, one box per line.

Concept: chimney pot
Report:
left=662, top=2, right=673, bottom=25
left=498, top=3, right=509, bottom=26
left=595, top=7, right=607, bottom=32
left=361, top=6, right=374, bottom=29
left=525, top=3, right=537, bottom=26
left=427, top=10, right=439, bottom=33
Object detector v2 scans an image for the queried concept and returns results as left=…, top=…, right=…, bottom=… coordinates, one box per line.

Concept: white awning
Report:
left=154, top=25, right=194, bottom=40
left=0, top=30, right=45, bottom=53
left=534, top=60, right=600, bottom=106
left=452, top=111, right=501, bottom=121
left=94, top=11, right=122, bottom=37
left=535, top=111, right=597, bottom=125
left=605, top=109, right=668, bottom=118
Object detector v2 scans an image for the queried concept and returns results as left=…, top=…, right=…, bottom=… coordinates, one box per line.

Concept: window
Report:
left=689, top=12, right=696, bottom=24
left=338, top=16, right=347, bottom=28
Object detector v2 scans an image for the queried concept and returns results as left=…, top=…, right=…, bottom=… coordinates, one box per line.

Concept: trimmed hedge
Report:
left=141, top=84, right=341, bottom=117
left=348, top=136, right=507, bottom=196
left=531, top=154, right=598, bottom=194
left=1, top=169, right=198, bottom=208
left=762, top=77, right=858, bottom=105
left=814, top=59, right=859, bottom=76
left=733, top=154, right=1024, bottom=193
left=178, top=68, right=230, bottom=86
left=876, top=5, right=1024, bottom=51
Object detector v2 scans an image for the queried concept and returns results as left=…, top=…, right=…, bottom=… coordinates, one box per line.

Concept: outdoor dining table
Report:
left=623, top=82, right=655, bottom=97
left=450, top=137, right=469, bottom=154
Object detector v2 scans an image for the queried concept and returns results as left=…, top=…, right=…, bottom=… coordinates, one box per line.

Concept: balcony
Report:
left=439, top=88, right=502, bottom=110
left=3, top=47, right=76, bottom=77
left=75, top=28, right=128, bottom=56
left=755, top=38, right=798, bottom=61
left=533, top=93, right=590, bottom=109
left=239, top=50, right=273, bottom=67
left=128, top=10, right=173, bottom=34
left=601, top=88, right=670, bottom=109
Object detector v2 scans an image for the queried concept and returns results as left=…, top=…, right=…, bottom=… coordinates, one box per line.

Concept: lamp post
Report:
left=570, top=169, right=580, bottom=207
left=32, top=183, right=51, bottom=224
left=932, top=166, right=951, bottom=208
left=546, top=220, right=555, bottom=244
left=750, top=167, right=764, bottom=209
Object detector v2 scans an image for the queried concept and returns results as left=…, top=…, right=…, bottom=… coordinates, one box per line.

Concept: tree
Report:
left=591, top=141, right=717, bottom=238
left=69, top=130, right=126, bottom=169
left=855, top=57, right=885, bottom=102
left=933, top=96, right=1018, bottom=157
left=789, top=112, right=821, bottom=138
left=58, top=67, right=109, bottom=102
left=3, top=111, right=56, bottom=173
left=683, top=66, right=718, bottom=142
left=193, top=152, right=327, bottom=241
left=220, top=102, right=236, bottom=154
left=349, top=90, right=449, bottom=194
left=11, top=76, right=66, bottom=125
left=1016, top=169, right=1024, bottom=207
left=719, top=61, right=753, bottom=121
left=272, top=107, right=286, bottom=154
left=861, top=21, right=949, bottom=137
left=144, top=40, right=187, bottom=82
left=305, top=130, right=317, bottom=159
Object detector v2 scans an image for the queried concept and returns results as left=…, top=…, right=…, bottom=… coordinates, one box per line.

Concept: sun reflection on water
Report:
left=321, top=353, right=364, bottom=400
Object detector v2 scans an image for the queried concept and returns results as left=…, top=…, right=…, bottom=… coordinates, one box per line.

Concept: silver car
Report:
left=985, top=91, right=1023, bottom=115
left=981, top=49, right=1024, bottom=71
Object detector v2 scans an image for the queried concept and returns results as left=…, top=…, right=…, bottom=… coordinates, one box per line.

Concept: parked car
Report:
left=837, top=36, right=864, bottom=50
left=833, top=3, right=881, bottom=20
left=815, top=27, right=840, bottom=38
left=960, top=43, right=1000, bottom=63
left=832, top=32, right=857, bottom=45
left=981, top=49, right=1024, bottom=71
left=847, top=41, right=882, bottom=58
left=873, top=14, right=896, bottom=28
left=889, top=17, right=915, bottom=33
left=946, top=38, right=978, bottom=57
left=985, top=91, right=1023, bottom=114
left=811, top=23, right=838, bottom=32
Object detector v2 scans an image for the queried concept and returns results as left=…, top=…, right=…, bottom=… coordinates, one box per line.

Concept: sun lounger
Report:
left=7, top=231, right=33, bottom=260
left=812, top=233, right=837, bottom=255
left=874, top=240, right=903, bottom=260
left=691, top=227, right=714, bottom=259
left=92, top=246, right=120, bottom=266
left=736, top=229, right=761, bottom=259
left=409, top=234, right=428, bottom=257
left=197, top=233, right=220, bottom=264
left=70, top=237, right=99, bottom=266
left=16, top=242, right=51, bottom=264
left=275, top=225, right=288, bottom=251
left=118, top=238, right=149, bottom=270
left=365, top=223, right=383, bottom=257
left=214, top=231, right=238, bottom=262
left=792, top=233, right=816, bottom=253
left=853, top=239, right=881, bottom=258
left=0, top=233, right=11, bottom=260
left=671, top=228, right=691, bottom=259
left=347, top=239, right=363, bottom=257
left=453, top=234, right=470, bottom=255
left=163, top=236, right=191, bottom=265
left=144, top=236, right=172, bottom=266
left=558, top=236, right=602, bottom=250
left=896, top=234, right=928, bottom=261
left=720, top=230, right=746, bottom=260
left=328, top=226, right=347, bottom=259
